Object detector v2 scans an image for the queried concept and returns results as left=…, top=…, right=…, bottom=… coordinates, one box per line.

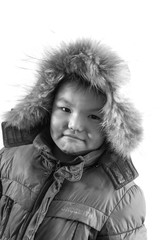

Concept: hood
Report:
left=4, top=39, right=142, bottom=157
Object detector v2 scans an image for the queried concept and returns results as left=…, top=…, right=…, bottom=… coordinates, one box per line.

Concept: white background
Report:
left=0, top=1, right=160, bottom=239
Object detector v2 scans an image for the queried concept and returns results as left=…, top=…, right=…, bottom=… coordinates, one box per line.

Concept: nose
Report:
left=68, top=113, right=84, bottom=132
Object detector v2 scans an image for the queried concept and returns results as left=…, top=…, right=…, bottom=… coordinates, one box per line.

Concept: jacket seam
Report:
left=71, top=223, right=79, bottom=239
left=1, top=176, right=38, bottom=194
left=107, top=184, right=138, bottom=219
left=100, top=224, right=145, bottom=237
left=0, top=148, right=5, bottom=160
left=103, top=184, right=140, bottom=234
left=54, top=184, right=137, bottom=218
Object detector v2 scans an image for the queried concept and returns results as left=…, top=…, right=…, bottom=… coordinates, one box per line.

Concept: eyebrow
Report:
left=56, top=98, right=74, bottom=106
left=56, top=97, right=103, bottom=112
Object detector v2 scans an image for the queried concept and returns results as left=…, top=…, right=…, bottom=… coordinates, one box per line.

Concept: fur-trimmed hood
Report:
left=4, top=39, right=142, bottom=157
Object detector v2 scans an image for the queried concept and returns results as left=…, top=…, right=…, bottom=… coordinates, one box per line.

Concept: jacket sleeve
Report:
left=0, top=148, right=4, bottom=199
left=97, top=185, right=147, bottom=240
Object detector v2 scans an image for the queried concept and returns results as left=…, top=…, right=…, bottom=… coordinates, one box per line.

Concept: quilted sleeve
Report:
left=0, top=148, right=5, bottom=198
left=97, top=185, right=147, bottom=240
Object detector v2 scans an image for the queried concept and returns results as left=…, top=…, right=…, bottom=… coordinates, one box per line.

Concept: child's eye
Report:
left=88, top=115, right=101, bottom=121
left=60, top=107, right=71, bottom=113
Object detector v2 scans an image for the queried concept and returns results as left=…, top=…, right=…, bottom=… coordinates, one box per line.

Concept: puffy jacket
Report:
left=0, top=129, right=146, bottom=240
left=0, top=39, right=147, bottom=239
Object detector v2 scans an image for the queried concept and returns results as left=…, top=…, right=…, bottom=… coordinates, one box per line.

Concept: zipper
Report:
left=17, top=171, right=55, bottom=240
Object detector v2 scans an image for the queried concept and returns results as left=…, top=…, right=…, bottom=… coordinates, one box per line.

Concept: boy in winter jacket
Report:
left=0, top=39, right=147, bottom=239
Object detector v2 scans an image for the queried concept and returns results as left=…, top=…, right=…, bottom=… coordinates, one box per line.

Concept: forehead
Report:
left=54, top=81, right=106, bottom=109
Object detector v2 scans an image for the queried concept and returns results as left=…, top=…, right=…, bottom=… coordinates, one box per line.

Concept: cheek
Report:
left=50, top=116, right=56, bottom=131
left=51, top=112, right=62, bottom=127
left=50, top=115, right=60, bottom=137
left=87, top=126, right=105, bottom=146
left=50, top=114, right=67, bottom=136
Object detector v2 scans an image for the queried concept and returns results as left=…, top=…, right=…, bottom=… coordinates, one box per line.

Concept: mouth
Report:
left=63, top=134, right=84, bottom=141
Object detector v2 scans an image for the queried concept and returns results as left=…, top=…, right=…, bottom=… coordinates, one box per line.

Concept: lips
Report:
left=63, top=134, right=84, bottom=141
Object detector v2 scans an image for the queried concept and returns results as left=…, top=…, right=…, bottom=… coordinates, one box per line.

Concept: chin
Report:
left=63, top=149, right=81, bottom=155
left=68, top=149, right=92, bottom=157
left=62, top=147, right=85, bottom=156
left=60, top=142, right=84, bottom=154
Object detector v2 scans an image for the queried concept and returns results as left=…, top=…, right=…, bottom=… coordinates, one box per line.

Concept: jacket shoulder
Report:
left=98, top=184, right=147, bottom=239
left=0, top=144, right=35, bottom=175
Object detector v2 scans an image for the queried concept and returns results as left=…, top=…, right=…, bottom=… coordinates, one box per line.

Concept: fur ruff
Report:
left=4, top=39, right=143, bottom=157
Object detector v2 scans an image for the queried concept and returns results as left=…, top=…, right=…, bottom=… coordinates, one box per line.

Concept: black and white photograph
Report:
left=0, top=1, right=159, bottom=239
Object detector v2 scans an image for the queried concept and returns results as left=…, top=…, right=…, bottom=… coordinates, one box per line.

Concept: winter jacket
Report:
left=0, top=128, right=146, bottom=240
left=0, top=39, right=147, bottom=239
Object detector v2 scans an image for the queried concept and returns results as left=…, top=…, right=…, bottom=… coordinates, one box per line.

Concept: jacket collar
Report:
left=33, top=132, right=106, bottom=183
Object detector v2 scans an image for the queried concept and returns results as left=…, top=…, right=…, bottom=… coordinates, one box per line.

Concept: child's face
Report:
left=50, top=82, right=105, bottom=157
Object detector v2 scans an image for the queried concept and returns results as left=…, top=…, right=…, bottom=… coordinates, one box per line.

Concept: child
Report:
left=0, top=39, right=147, bottom=239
